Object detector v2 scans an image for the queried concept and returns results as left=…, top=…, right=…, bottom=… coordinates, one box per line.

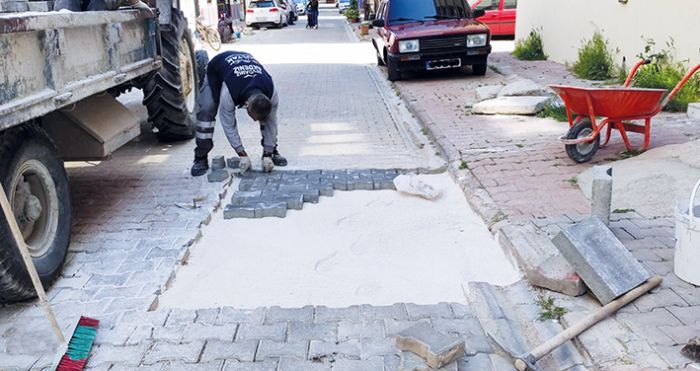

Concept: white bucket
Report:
left=674, top=179, right=700, bottom=286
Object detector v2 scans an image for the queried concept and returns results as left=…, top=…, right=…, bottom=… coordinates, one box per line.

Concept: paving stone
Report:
left=222, top=359, right=278, bottom=371
left=347, top=180, right=374, bottom=191
left=308, top=340, right=361, bottom=360
left=256, top=340, right=308, bottom=360
left=157, top=360, right=225, bottom=370
left=337, top=320, right=384, bottom=340
left=227, top=157, right=241, bottom=169
left=667, top=306, right=700, bottom=325
left=396, top=322, right=465, bottom=369
left=360, top=338, right=399, bottom=359
left=231, top=191, right=263, bottom=205
left=236, top=323, right=287, bottom=342
left=655, top=344, right=695, bottom=368
left=384, top=319, right=431, bottom=336
left=460, top=353, right=494, bottom=371
left=280, top=194, right=304, bottom=210
left=471, top=96, right=551, bottom=115
left=288, top=321, right=337, bottom=342
left=279, top=184, right=307, bottom=193
left=432, top=318, right=491, bottom=354
left=553, top=217, right=651, bottom=305
left=212, top=156, right=226, bottom=171
left=195, top=308, right=220, bottom=325
left=143, top=341, right=205, bottom=364
left=302, top=189, right=320, bottom=203
left=399, top=351, right=458, bottom=371
left=633, top=288, right=688, bottom=312
left=208, top=169, right=230, bottom=183
left=0, top=355, right=40, bottom=370
left=315, top=306, right=361, bottom=322
left=153, top=325, right=186, bottom=343
left=406, top=303, right=454, bottom=320
left=359, top=303, right=409, bottom=321
left=277, top=357, right=330, bottom=370
left=266, top=306, right=314, bottom=324
left=182, top=323, right=238, bottom=341
left=475, top=85, right=503, bottom=102
left=332, top=357, right=385, bottom=371
left=617, top=308, right=682, bottom=345
left=448, top=303, right=475, bottom=319
left=319, top=184, right=334, bottom=197
left=659, top=324, right=700, bottom=345
left=255, top=202, right=287, bottom=218
left=217, top=307, right=266, bottom=325
left=200, top=340, right=258, bottom=362
left=224, top=204, right=256, bottom=219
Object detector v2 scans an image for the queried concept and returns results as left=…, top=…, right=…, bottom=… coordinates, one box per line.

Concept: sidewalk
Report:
left=390, top=50, right=700, bottom=369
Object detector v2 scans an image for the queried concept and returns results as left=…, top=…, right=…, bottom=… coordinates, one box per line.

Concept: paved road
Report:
left=0, top=8, right=528, bottom=371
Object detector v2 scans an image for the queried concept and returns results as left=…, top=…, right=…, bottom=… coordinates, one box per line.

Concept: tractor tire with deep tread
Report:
left=565, top=119, right=600, bottom=163
left=0, top=124, right=71, bottom=303
left=143, top=9, right=199, bottom=142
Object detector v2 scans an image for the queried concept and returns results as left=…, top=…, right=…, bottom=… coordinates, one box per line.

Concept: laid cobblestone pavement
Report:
left=387, top=48, right=700, bottom=368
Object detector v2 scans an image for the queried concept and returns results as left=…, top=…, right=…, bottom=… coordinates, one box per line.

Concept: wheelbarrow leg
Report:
left=601, top=122, right=613, bottom=147
left=615, top=121, right=635, bottom=152
left=642, top=118, right=652, bottom=150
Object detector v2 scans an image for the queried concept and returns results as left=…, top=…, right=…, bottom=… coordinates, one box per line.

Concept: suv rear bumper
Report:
left=388, top=46, right=492, bottom=71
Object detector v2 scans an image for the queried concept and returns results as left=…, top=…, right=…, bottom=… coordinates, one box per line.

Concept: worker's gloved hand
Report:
left=262, top=156, right=274, bottom=173
left=239, top=156, right=252, bottom=173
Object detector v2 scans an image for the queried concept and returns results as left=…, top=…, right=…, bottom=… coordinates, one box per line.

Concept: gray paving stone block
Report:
left=143, top=341, right=205, bottom=364
left=153, top=325, right=186, bottom=343
left=279, top=184, right=307, bottom=193
left=0, top=355, right=40, bottom=370
left=553, top=217, right=652, bottom=304
left=236, top=323, right=287, bottom=342
left=239, top=179, right=254, bottom=191
left=211, top=156, right=226, bottom=171
left=337, top=320, right=384, bottom=340
left=222, top=360, right=278, bottom=370
left=633, top=288, right=688, bottom=312
left=281, top=194, right=304, bottom=210
left=231, top=191, right=263, bottom=205
left=667, top=306, right=700, bottom=325
left=255, top=202, right=287, bottom=218
left=288, top=321, right=337, bottom=342
left=360, top=303, right=409, bottom=321
left=166, top=309, right=197, bottom=326
left=332, top=357, right=385, bottom=371
left=333, top=179, right=349, bottom=191
left=302, top=189, right=320, bottom=203
left=182, top=323, right=238, bottom=341
left=200, top=340, right=258, bottom=363
left=87, top=344, right=150, bottom=367
left=360, top=338, right=399, bottom=359
left=227, top=157, right=241, bottom=169
left=406, top=303, right=454, bottom=320
left=266, top=306, right=314, bottom=324
left=308, top=339, right=361, bottom=360
left=208, top=169, right=230, bottom=183
left=347, top=180, right=374, bottom=191
left=400, top=351, right=459, bottom=370
left=659, top=324, right=700, bottom=345
left=432, top=318, right=491, bottom=354
left=395, top=322, right=465, bottom=369
left=373, top=179, right=397, bottom=190
left=384, top=319, right=431, bottom=336
left=224, top=204, right=256, bottom=219
left=472, top=96, right=551, bottom=115
left=217, top=307, right=266, bottom=325
left=256, top=340, right=309, bottom=360
left=319, top=184, right=334, bottom=197
left=195, top=308, right=220, bottom=325
left=460, top=353, right=494, bottom=371
left=278, top=357, right=330, bottom=371
left=448, top=303, right=475, bottom=319
left=315, top=306, right=361, bottom=322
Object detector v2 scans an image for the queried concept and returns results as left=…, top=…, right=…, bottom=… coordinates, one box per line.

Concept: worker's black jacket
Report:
left=206, top=51, right=274, bottom=108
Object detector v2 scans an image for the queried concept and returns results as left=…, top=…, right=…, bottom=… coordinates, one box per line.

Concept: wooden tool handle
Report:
left=0, top=183, right=65, bottom=343
left=531, top=276, right=662, bottom=361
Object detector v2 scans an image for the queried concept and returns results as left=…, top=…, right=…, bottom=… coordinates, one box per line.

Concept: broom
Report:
left=0, top=183, right=99, bottom=370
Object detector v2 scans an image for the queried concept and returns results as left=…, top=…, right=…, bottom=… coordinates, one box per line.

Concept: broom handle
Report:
left=0, top=183, right=64, bottom=343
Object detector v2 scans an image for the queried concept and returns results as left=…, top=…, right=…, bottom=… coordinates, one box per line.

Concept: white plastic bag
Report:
left=393, top=174, right=442, bottom=200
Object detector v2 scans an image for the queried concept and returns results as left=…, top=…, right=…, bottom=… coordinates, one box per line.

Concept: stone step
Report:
left=467, top=280, right=589, bottom=371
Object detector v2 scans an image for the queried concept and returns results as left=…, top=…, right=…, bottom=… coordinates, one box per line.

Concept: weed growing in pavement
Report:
left=420, top=128, right=428, bottom=136
left=537, top=103, right=570, bottom=122
left=513, top=28, right=548, bottom=61
left=613, top=208, right=636, bottom=213
left=631, top=38, right=700, bottom=112
left=537, top=294, right=567, bottom=321
left=459, top=160, right=469, bottom=170
left=515, top=144, right=524, bottom=148
left=621, top=149, right=644, bottom=158
left=566, top=177, right=578, bottom=186
left=573, top=31, right=617, bottom=80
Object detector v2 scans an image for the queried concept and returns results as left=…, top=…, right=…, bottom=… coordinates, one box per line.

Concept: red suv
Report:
left=371, top=0, right=491, bottom=81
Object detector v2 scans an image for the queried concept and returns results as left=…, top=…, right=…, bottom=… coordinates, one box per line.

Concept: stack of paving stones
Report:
left=224, top=169, right=400, bottom=219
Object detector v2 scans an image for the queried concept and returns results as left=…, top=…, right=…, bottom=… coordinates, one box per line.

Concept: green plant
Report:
left=513, top=29, right=547, bottom=61
left=537, top=103, right=570, bottom=122
left=573, top=31, right=617, bottom=80
left=631, top=39, right=700, bottom=112
left=537, top=294, right=567, bottom=321
left=459, top=160, right=469, bottom=170
left=612, top=208, right=635, bottom=213
left=345, top=7, right=360, bottom=20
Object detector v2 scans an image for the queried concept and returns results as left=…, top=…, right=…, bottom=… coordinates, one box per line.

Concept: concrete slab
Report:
left=688, top=103, right=700, bottom=120
left=552, top=217, right=652, bottom=305
left=475, top=85, right=503, bottom=102
left=497, top=79, right=549, bottom=97
left=396, top=322, right=464, bottom=369
left=158, top=173, right=520, bottom=308
left=471, top=96, right=551, bottom=115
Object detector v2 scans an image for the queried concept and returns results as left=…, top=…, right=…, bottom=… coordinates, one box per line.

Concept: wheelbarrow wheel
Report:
left=565, top=119, right=600, bottom=163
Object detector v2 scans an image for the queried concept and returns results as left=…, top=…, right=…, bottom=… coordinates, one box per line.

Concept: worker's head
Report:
left=246, top=92, right=272, bottom=123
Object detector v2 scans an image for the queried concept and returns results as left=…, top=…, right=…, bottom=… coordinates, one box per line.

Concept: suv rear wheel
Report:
left=472, top=63, right=487, bottom=76
left=387, top=54, right=401, bottom=82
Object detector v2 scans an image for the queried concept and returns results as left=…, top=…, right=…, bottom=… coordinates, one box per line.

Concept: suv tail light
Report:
left=246, top=9, right=254, bottom=13
left=269, top=7, right=279, bottom=12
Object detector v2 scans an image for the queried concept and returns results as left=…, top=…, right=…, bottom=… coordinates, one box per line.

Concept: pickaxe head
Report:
left=487, top=332, right=542, bottom=371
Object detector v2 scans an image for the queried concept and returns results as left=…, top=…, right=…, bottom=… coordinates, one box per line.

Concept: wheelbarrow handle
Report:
left=661, top=64, right=700, bottom=109
left=623, top=59, right=652, bottom=87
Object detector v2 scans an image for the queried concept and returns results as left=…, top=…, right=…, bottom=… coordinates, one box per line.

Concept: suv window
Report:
left=504, top=0, right=516, bottom=9
left=250, top=1, right=275, bottom=7
left=474, top=0, right=498, bottom=11
left=387, top=0, right=471, bottom=24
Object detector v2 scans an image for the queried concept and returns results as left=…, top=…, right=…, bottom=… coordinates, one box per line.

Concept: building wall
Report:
left=515, top=0, right=700, bottom=66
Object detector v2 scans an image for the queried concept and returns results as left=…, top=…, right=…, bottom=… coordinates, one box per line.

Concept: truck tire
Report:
left=143, top=9, right=199, bottom=142
left=0, top=125, right=71, bottom=303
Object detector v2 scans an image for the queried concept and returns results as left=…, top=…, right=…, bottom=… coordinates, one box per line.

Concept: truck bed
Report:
left=0, top=9, right=161, bottom=131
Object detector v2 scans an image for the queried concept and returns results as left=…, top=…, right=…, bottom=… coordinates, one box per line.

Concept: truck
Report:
left=0, top=0, right=203, bottom=301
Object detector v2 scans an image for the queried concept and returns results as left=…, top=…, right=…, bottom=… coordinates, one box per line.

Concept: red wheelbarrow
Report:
left=550, top=60, right=700, bottom=163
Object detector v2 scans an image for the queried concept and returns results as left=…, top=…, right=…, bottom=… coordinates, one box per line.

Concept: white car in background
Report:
left=296, top=0, right=307, bottom=14
left=245, top=0, right=289, bottom=28
left=338, top=0, right=350, bottom=13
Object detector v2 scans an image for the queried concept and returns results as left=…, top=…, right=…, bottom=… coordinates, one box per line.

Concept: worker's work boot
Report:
left=262, top=155, right=274, bottom=173
left=271, top=149, right=287, bottom=166
left=239, top=156, right=252, bottom=173
left=190, top=157, right=209, bottom=177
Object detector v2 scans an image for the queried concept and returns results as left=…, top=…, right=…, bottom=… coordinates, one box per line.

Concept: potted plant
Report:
left=345, top=0, right=360, bottom=22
